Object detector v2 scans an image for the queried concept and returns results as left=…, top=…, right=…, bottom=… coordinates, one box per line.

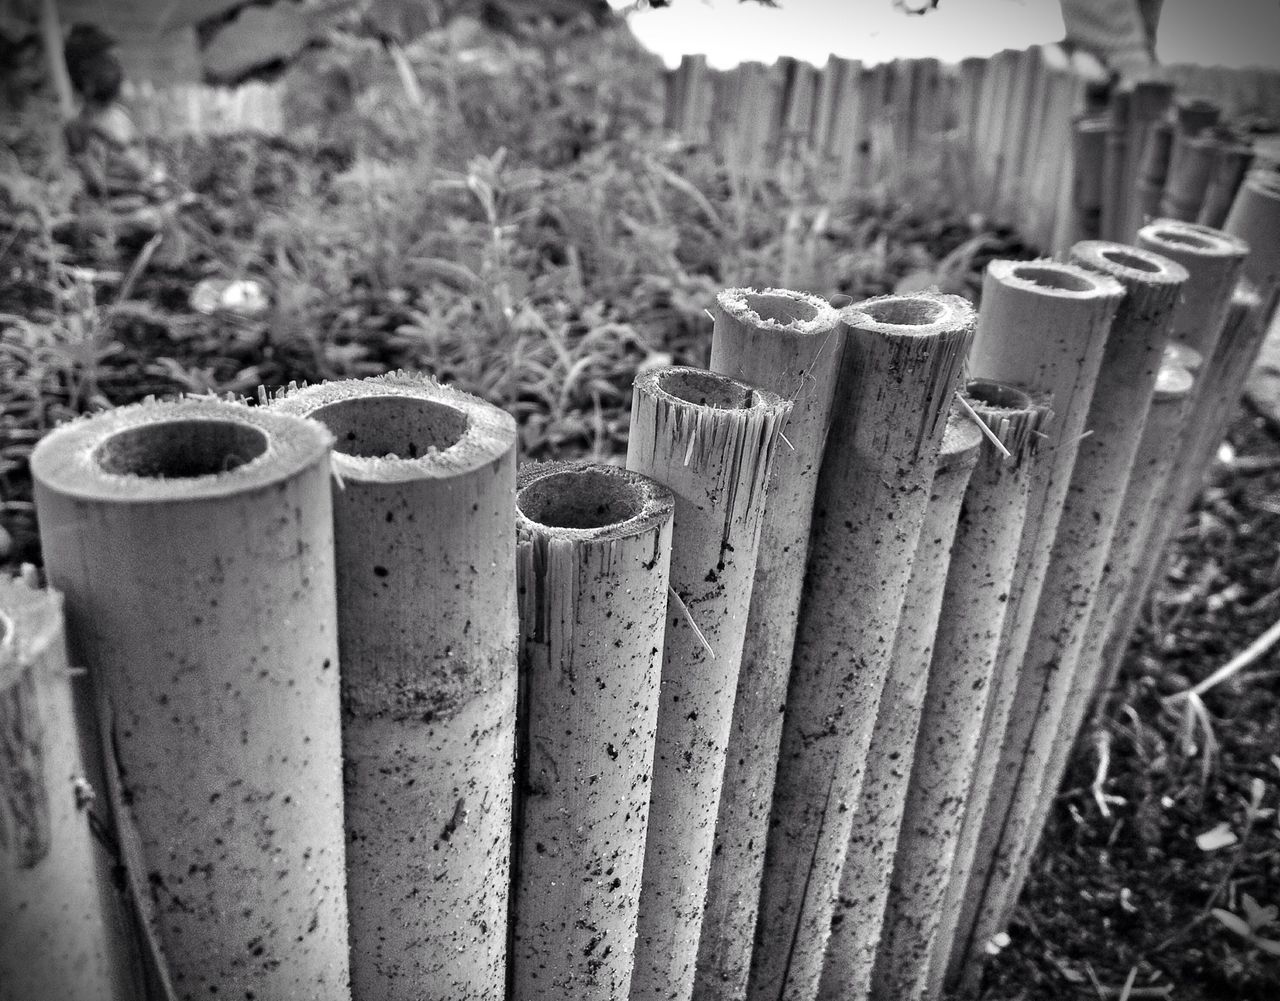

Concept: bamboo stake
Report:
left=955, top=243, right=1188, bottom=990
left=1120, top=80, right=1175, bottom=238
left=879, top=381, right=1049, bottom=1001
left=1159, top=132, right=1221, bottom=222
left=942, top=261, right=1124, bottom=989
left=1072, top=115, right=1111, bottom=242
left=694, top=290, right=844, bottom=1001
left=1085, top=358, right=1196, bottom=700
left=1197, top=142, right=1254, bottom=230
left=816, top=410, right=982, bottom=1001
left=627, top=367, right=791, bottom=1001
left=512, top=461, right=674, bottom=1000
left=270, top=374, right=518, bottom=1000
left=1, top=573, right=119, bottom=1000
left=1136, top=119, right=1174, bottom=227
left=748, top=293, right=974, bottom=1001
left=1101, top=85, right=1132, bottom=240
left=1224, top=167, right=1280, bottom=311
left=31, top=399, right=349, bottom=1000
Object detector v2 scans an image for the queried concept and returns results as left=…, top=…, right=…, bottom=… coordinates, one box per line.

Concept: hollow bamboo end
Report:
left=1069, top=240, right=1190, bottom=287
left=516, top=460, right=674, bottom=543
left=30, top=398, right=333, bottom=503
left=1152, top=362, right=1195, bottom=400
left=938, top=407, right=984, bottom=472
left=270, top=371, right=516, bottom=482
left=984, top=258, right=1125, bottom=301
left=841, top=291, right=976, bottom=338
left=715, top=287, right=840, bottom=336
left=962, top=378, right=1053, bottom=466
left=633, top=365, right=791, bottom=420
left=1163, top=340, right=1204, bottom=372
left=1137, top=219, right=1250, bottom=261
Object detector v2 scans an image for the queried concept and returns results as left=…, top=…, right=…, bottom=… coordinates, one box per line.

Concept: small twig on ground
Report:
left=1165, top=615, right=1280, bottom=702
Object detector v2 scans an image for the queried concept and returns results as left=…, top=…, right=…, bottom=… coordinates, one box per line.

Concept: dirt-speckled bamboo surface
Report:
left=944, top=260, right=1123, bottom=989
left=30, top=399, right=349, bottom=1001
left=895, top=382, right=1048, bottom=1001
left=627, top=366, right=790, bottom=1001
left=1225, top=168, right=1280, bottom=310
left=512, top=460, right=674, bottom=1001
left=271, top=373, right=518, bottom=1000
left=0, top=572, right=119, bottom=1001
left=698, top=287, right=845, bottom=1001
left=816, top=409, right=981, bottom=1001
left=749, top=292, right=974, bottom=1001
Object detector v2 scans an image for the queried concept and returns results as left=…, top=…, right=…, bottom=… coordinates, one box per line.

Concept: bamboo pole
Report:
left=1136, top=119, right=1174, bottom=227
left=1197, top=142, right=1254, bottom=230
left=1, top=572, right=119, bottom=1000
left=954, top=243, right=1189, bottom=991
left=1072, top=115, right=1111, bottom=242
left=1120, top=80, right=1175, bottom=238
left=1084, top=357, right=1196, bottom=700
left=1159, top=132, right=1221, bottom=222
left=941, top=261, right=1124, bottom=988
left=1101, top=84, right=1132, bottom=240
left=269, top=374, right=518, bottom=1000
left=30, top=399, right=349, bottom=1000
left=816, top=410, right=982, bottom=1001
left=748, top=292, right=974, bottom=1001
left=627, top=367, right=791, bottom=1001
left=1224, top=167, right=1280, bottom=311
left=693, top=290, right=844, bottom=1001
left=880, top=381, right=1049, bottom=1001
left=512, top=461, right=674, bottom=1000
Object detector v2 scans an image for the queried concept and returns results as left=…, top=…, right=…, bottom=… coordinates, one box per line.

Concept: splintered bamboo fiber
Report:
left=955, top=244, right=1188, bottom=990
left=1, top=573, right=118, bottom=1000
left=1084, top=355, right=1196, bottom=701
left=1159, top=133, right=1221, bottom=222
left=881, top=382, right=1049, bottom=1001
left=695, top=290, right=845, bottom=1001
left=1072, top=116, right=1111, bottom=242
left=30, top=399, right=348, bottom=1000
left=269, top=375, right=517, bottom=999
left=749, top=293, right=974, bottom=1001
left=1197, top=144, right=1253, bottom=230
left=627, top=367, right=790, bottom=1001
left=816, top=411, right=981, bottom=1001
left=942, top=261, right=1123, bottom=989
left=513, top=462, right=674, bottom=1000
left=1224, top=168, right=1280, bottom=311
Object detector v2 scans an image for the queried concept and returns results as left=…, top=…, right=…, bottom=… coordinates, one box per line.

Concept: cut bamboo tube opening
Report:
left=943, top=260, right=1123, bottom=988
left=749, top=292, right=974, bottom=1001
left=1224, top=167, right=1280, bottom=312
left=955, top=242, right=1189, bottom=990
left=882, top=381, right=1049, bottom=1001
left=696, top=289, right=845, bottom=1001
left=513, top=461, right=674, bottom=1001
left=1, top=573, right=119, bottom=1000
left=817, top=409, right=982, bottom=1001
left=627, top=366, right=790, bottom=1001
left=31, top=399, right=349, bottom=1000
left=270, top=374, right=518, bottom=1000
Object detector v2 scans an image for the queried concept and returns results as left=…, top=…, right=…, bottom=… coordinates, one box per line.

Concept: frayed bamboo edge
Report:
left=749, top=292, right=975, bottom=1001
left=30, top=399, right=351, bottom=999
left=883, top=381, right=1050, bottom=1001
left=627, top=366, right=791, bottom=1001
left=816, top=408, right=982, bottom=1001
left=953, top=242, right=1189, bottom=991
left=513, top=461, right=674, bottom=1000
left=944, top=259, right=1124, bottom=989
left=696, top=288, right=845, bottom=1001
left=271, top=375, right=518, bottom=1000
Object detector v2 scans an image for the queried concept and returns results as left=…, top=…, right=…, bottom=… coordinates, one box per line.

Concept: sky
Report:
left=614, top=0, right=1280, bottom=71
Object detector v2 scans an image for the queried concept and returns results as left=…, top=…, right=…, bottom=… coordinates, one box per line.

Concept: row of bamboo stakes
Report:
left=663, top=46, right=1280, bottom=255
left=4, top=175, right=1279, bottom=1001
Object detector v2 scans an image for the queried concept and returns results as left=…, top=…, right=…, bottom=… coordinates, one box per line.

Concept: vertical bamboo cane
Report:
left=1121, top=80, right=1175, bottom=238
left=748, top=293, right=974, bottom=1001
left=1136, top=119, right=1174, bottom=226
left=1160, top=133, right=1222, bottom=221
left=1101, top=85, right=1131, bottom=240
left=879, top=382, right=1049, bottom=1001
left=1, top=573, right=119, bottom=1000
left=627, top=367, right=791, bottom=1001
left=942, top=261, right=1124, bottom=989
left=1072, top=116, right=1111, bottom=242
left=31, top=399, right=349, bottom=1001
left=270, top=374, right=517, bottom=1000
left=816, top=411, right=982, bottom=1001
left=954, top=243, right=1188, bottom=991
left=512, top=461, right=674, bottom=1000
left=1224, top=167, right=1280, bottom=311
left=1197, top=143, right=1254, bottom=230
left=694, top=290, right=844, bottom=1001
left=1085, top=359, right=1197, bottom=699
